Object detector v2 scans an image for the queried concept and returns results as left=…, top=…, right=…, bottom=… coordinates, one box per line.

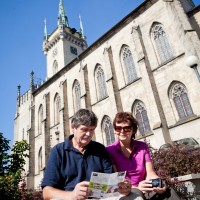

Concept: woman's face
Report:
left=114, top=121, right=133, bottom=142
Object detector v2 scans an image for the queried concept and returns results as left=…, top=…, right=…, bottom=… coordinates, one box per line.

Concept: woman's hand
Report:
left=118, top=179, right=132, bottom=196
left=137, top=180, right=154, bottom=193
left=152, top=185, right=167, bottom=194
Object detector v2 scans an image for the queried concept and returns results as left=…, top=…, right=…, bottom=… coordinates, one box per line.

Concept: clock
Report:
left=70, top=46, right=77, bottom=55
left=52, top=48, right=58, bottom=57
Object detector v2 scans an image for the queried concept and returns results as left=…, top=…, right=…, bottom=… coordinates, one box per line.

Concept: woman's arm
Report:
left=142, top=162, right=167, bottom=194
left=145, top=162, right=159, bottom=180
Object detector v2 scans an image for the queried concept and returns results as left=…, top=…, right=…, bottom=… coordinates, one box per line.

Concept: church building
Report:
left=14, top=0, right=200, bottom=189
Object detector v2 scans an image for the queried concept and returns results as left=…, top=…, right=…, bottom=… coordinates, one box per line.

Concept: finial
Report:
left=44, top=18, right=48, bottom=40
left=17, top=84, right=21, bottom=107
left=79, top=14, right=84, bottom=38
left=30, top=71, right=35, bottom=92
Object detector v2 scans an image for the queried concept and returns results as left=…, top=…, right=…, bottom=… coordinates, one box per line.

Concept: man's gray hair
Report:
left=71, top=109, right=98, bottom=128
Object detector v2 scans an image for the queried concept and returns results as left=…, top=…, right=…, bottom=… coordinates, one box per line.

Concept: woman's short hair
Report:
left=71, top=109, right=98, bottom=128
left=113, top=112, right=138, bottom=138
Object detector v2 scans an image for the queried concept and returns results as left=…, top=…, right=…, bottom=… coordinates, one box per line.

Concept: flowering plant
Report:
left=150, top=144, right=200, bottom=198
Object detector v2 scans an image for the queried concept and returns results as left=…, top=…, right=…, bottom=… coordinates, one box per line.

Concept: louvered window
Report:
left=172, top=84, right=193, bottom=119
left=102, top=116, right=115, bottom=145
left=152, top=24, right=173, bottom=64
left=122, top=46, right=137, bottom=83
left=73, top=80, right=81, bottom=112
left=135, top=101, right=151, bottom=135
left=96, top=65, right=107, bottom=100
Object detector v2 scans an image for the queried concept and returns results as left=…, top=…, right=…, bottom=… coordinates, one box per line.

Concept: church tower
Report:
left=43, top=0, right=87, bottom=79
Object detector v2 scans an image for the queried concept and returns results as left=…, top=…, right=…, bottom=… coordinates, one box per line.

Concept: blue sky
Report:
left=0, top=0, right=200, bottom=145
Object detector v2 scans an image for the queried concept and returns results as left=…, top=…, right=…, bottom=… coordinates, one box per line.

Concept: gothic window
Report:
left=95, top=65, right=107, bottom=100
left=134, top=101, right=151, bottom=135
left=121, top=45, right=137, bottom=83
left=73, top=80, right=81, bottom=112
left=171, top=83, right=193, bottom=120
left=53, top=60, right=58, bottom=75
left=54, top=94, right=61, bottom=124
left=102, top=116, right=115, bottom=146
left=152, top=24, right=173, bottom=64
left=38, top=105, right=43, bottom=134
left=38, top=147, right=42, bottom=172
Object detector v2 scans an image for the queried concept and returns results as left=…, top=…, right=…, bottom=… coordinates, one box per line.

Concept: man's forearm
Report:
left=43, top=186, right=73, bottom=200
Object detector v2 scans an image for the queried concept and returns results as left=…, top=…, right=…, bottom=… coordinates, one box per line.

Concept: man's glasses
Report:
left=115, top=126, right=132, bottom=133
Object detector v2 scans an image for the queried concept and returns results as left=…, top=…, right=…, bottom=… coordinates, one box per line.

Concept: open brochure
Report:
left=89, top=171, right=126, bottom=199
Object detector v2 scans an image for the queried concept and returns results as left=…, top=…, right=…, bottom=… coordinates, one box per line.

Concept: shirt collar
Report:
left=115, top=139, right=137, bottom=151
left=64, top=134, right=93, bottom=151
left=64, top=134, right=74, bottom=150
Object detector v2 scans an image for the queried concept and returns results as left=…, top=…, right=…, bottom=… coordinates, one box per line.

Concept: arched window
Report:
left=73, top=80, right=81, bottom=112
left=134, top=101, right=151, bottom=135
left=54, top=94, right=61, bottom=124
left=171, top=83, right=193, bottom=119
left=95, top=65, right=107, bottom=100
left=38, top=147, right=42, bottom=173
left=121, top=45, right=137, bottom=83
left=53, top=60, right=58, bottom=75
left=102, top=116, right=115, bottom=146
left=151, top=23, right=173, bottom=64
left=38, top=105, right=43, bottom=134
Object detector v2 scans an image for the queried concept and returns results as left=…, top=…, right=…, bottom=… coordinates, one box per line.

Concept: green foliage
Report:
left=0, top=132, right=35, bottom=199
left=0, top=132, right=10, bottom=175
left=10, top=140, right=30, bottom=173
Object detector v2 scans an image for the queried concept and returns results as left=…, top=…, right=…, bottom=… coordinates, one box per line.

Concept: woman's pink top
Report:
left=106, top=140, right=152, bottom=186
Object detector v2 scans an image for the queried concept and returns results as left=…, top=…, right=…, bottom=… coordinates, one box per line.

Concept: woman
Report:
left=106, top=112, right=167, bottom=199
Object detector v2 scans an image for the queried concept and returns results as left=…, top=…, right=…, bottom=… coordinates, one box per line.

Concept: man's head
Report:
left=71, top=109, right=98, bottom=147
left=71, top=109, right=98, bottom=128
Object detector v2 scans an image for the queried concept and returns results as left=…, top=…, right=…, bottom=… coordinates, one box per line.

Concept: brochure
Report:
left=89, top=171, right=126, bottom=199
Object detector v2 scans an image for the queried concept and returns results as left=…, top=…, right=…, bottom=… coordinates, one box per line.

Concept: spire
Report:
left=30, top=71, right=35, bottom=93
left=17, top=84, right=21, bottom=107
left=44, top=18, right=48, bottom=40
left=58, top=0, right=69, bottom=26
left=79, top=14, right=84, bottom=38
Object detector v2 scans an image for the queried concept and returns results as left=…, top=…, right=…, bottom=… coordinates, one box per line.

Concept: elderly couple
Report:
left=42, top=109, right=167, bottom=200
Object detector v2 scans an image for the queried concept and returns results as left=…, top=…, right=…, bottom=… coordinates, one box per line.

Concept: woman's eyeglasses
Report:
left=115, top=126, right=132, bottom=133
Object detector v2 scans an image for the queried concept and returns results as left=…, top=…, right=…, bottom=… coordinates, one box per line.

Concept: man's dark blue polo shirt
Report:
left=42, top=134, right=113, bottom=191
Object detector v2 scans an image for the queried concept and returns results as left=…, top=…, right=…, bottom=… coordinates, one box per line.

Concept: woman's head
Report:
left=113, top=112, right=138, bottom=139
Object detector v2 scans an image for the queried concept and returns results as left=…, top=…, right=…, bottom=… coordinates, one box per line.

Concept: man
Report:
left=42, top=109, right=141, bottom=200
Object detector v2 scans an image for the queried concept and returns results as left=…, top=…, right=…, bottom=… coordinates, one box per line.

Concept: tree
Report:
left=0, top=132, right=30, bottom=199
left=0, top=132, right=10, bottom=175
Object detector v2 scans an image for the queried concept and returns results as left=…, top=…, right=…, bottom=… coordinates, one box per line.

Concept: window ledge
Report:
left=92, top=95, right=109, bottom=106
left=119, top=77, right=141, bottom=91
left=169, top=114, right=200, bottom=129
left=135, top=131, right=154, bottom=140
left=152, top=53, right=185, bottom=72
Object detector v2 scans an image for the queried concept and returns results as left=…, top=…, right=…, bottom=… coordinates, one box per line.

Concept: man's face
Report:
left=72, top=125, right=96, bottom=147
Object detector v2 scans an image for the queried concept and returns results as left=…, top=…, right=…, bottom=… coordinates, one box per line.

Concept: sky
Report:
left=0, top=0, right=200, bottom=146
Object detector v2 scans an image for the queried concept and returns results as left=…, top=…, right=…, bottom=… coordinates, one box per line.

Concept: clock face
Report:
left=52, top=48, right=58, bottom=57
left=70, top=46, right=77, bottom=55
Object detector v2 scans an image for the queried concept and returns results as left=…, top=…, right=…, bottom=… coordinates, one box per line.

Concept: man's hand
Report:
left=118, top=179, right=131, bottom=196
left=71, top=181, right=90, bottom=200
